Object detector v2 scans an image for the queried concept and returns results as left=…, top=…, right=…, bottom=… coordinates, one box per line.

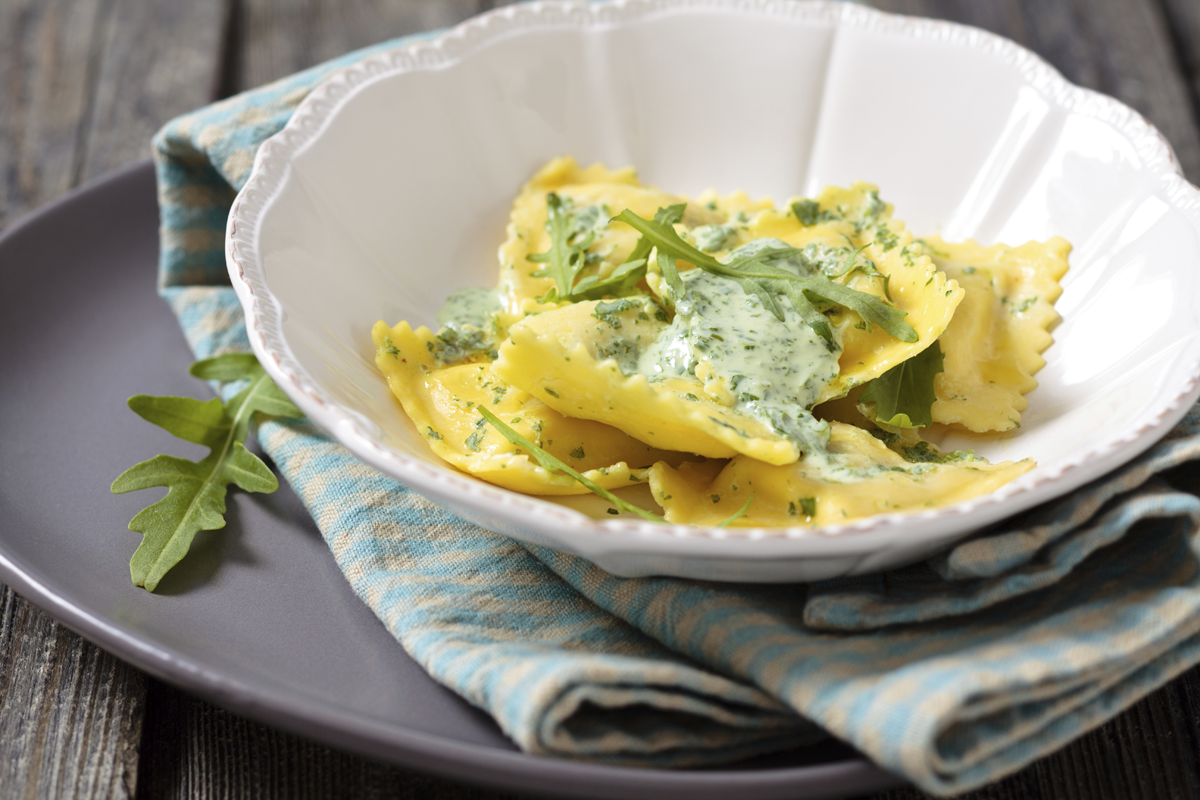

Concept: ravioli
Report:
left=372, top=320, right=681, bottom=495
left=742, top=184, right=964, bottom=402
left=647, top=423, right=1033, bottom=527
left=493, top=296, right=801, bottom=464
left=923, top=236, right=1070, bottom=432
left=371, top=157, right=1067, bottom=527
left=496, top=156, right=722, bottom=334
left=494, top=181, right=963, bottom=465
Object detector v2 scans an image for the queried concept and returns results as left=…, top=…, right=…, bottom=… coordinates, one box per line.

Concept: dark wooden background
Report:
left=3, top=1, right=1200, bottom=798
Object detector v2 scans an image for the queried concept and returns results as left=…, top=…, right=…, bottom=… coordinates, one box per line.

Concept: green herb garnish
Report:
left=613, top=209, right=918, bottom=345
left=791, top=199, right=834, bottom=227
left=1011, top=296, right=1038, bottom=314
left=529, top=194, right=675, bottom=303
left=591, top=297, right=641, bottom=329
left=571, top=204, right=687, bottom=301
left=692, top=224, right=737, bottom=252
left=426, top=325, right=493, bottom=365
left=858, top=341, right=944, bottom=428
left=717, top=494, right=755, bottom=528
left=874, top=224, right=899, bottom=252
left=531, top=200, right=688, bottom=303
left=111, top=354, right=303, bottom=591
left=476, top=406, right=665, bottom=522
left=477, top=407, right=750, bottom=526
left=528, top=193, right=601, bottom=303
left=899, top=441, right=975, bottom=464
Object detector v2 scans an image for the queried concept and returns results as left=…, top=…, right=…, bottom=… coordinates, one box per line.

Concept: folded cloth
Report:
left=152, top=24, right=1200, bottom=797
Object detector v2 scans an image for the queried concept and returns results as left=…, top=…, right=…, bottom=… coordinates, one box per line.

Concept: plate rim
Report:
left=0, top=160, right=904, bottom=800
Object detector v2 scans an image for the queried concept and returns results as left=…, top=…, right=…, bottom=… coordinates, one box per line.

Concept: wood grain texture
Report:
left=0, top=1, right=226, bottom=798
left=78, top=0, right=231, bottom=181
left=232, top=0, right=519, bottom=92
left=0, top=586, right=146, bottom=800
left=0, top=0, right=109, bottom=230
left=135, top=680, right=532, bottom=800
left=0, top=0, right=227, bottom=231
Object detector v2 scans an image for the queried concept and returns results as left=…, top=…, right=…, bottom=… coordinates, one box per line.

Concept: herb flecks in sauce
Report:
left=438, top=287, right=502, bottom=330
left=639, top=267, right=838, bottom=460
left=373, top=162, right=1048, bottom=526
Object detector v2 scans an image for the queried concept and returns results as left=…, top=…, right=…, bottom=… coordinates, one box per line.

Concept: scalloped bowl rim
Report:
left=225, top=0, right=1200, bottom=571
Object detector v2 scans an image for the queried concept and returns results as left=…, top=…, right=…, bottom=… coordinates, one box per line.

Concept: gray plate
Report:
left=0, top=162, right=902, bottom=799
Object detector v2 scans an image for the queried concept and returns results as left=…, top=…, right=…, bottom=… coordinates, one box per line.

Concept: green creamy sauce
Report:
left=429, top=287, right=503, bottom=365
left=691, top=224, right=738, bottom=253
left=437, top=286, right=502, bottom=329
left=638, top=268, right=840, bottom=461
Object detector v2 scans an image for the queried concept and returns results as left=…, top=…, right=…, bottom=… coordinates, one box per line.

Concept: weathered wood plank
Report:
left=233, top=0, right=518, bottom=92
left=0, top=0, right=229, bottom=231
left=0, top=0, right=108, bottom=230
left=1160, top=0, right=1200, bottom=170
left=78, top=0, right=232, bottom=181
left=0, top=585, right=145, bottom=800
left=0, top=1, right=227, bottom=798
left=135, top=679, right=533, bottom=800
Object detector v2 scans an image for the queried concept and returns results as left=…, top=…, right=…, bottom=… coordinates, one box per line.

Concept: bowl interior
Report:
left=247, top=1, right=1200, bottom=526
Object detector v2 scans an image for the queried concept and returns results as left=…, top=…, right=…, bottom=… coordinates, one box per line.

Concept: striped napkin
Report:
left=152, top=24, right=1200, bottom=797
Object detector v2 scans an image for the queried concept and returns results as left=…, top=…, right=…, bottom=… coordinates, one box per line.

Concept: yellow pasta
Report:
left=493, top=297, right=799, bottom=464
left=647, top=423, right=1032, bottom=526
left=371, top=157, right=1067, bottom=527
left=742, top=185, right=964, bottom=402
left=922, top=236, right=1070, bottom=432
left=372, top=320, right=682, bottom=495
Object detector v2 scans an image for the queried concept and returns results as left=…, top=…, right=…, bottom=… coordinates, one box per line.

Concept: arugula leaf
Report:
left=717, top=494, right=755, bottom=528
left=528, top=193, right=599, bottom=303
left=477, top=406, right=749, bottom=527
left=568, top=203, right=686, bottom=301
left=858, top=341, right=944, bottom=428
left=476, top=406, right=664, bottom=522
left=790, top=199, right=827, bottom=226
left=111, top=353, right=303, bottom=591
left=620, top=203, right=687, bottom=267
left=569, top=257, right=647, bottom=301
left=613, top=209, right=918, bottom=344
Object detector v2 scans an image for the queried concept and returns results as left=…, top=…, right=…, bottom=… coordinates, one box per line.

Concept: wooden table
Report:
left=2, top=1, right=1199, bottom=797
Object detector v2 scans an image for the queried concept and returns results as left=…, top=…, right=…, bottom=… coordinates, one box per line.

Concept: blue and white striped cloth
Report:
left=152, top=26, right=1200, bottom=797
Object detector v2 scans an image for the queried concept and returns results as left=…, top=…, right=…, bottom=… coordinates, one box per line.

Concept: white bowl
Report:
left=227, top=0, right=1200, bottom=583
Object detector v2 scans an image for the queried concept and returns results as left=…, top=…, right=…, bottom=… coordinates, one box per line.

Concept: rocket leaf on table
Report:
left=111, top=353, right=303, bottom=591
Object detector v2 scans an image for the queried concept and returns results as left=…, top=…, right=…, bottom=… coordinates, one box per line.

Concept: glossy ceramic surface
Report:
left=0, top=163, right=902, bottom=799
left=229, top=0, right=1200, bottom=582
